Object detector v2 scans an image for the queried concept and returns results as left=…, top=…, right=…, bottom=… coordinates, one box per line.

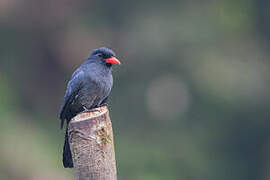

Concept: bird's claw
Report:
left=99, top=103, right=108, bottom=107
left=82, top=109, right=100, bottom=113
left=82, top=103, right=108, bottom=114
left=82, top=106, right=99, bottom=113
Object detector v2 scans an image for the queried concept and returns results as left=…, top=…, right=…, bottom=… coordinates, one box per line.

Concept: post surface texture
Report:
left=68, top=106, right=117, bottom=180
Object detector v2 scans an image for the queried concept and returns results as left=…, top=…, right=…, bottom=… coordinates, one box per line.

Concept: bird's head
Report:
left=88, top=47, right=121, bottom=67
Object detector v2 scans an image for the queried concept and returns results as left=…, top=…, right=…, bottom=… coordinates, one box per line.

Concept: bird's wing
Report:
left=59, top=70, right=84, bottom=128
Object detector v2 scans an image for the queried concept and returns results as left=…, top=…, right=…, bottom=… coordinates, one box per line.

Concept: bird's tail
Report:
left=63, top=127, right=74, bottom=168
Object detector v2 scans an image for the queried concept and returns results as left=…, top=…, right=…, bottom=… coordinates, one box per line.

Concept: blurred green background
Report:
left=1, top=0, right=270, bottom=179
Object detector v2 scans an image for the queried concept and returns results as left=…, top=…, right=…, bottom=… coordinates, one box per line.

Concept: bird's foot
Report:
left=99, top=103, right=108, bottom=107
left=82, top=106, right=99, bottom=113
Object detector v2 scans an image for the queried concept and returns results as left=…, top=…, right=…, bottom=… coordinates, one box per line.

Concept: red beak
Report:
left=105, top=56, right=121, bottom=65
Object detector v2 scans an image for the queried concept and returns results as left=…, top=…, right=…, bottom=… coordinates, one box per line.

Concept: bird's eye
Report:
left=97, top=53, right=103, bottom=57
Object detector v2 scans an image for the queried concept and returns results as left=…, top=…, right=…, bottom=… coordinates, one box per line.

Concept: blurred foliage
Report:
left=0, top=0, right=270, bottom=180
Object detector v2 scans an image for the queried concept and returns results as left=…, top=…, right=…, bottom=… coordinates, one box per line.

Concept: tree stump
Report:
left=68, top=106, right=117, bottom=180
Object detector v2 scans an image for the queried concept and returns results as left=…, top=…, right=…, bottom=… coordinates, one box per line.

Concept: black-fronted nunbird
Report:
left=59, top=47, right=121, bottom=168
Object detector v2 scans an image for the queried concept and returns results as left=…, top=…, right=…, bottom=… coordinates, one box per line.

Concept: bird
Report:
left=59, top=47, right=121, bottom=168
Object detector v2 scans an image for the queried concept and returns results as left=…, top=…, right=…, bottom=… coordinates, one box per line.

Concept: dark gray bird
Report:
left=59, top=47, right=121, bottom=168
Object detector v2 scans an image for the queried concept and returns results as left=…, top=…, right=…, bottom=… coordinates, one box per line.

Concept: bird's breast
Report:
left=76, top=71, right=113, bottom=109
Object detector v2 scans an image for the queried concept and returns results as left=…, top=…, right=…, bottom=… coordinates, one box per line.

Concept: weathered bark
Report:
left=68, top=106, right=117, bottom=180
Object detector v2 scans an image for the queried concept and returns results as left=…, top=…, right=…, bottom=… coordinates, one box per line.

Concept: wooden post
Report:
left=68, top=106, right=117, bottom=180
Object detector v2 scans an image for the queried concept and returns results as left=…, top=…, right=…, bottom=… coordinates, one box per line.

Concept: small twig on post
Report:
left=68, top=106, right=117, bottom=180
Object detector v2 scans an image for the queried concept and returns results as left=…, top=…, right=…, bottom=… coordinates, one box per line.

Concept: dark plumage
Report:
left=59, top=47, right=120, bottom=168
